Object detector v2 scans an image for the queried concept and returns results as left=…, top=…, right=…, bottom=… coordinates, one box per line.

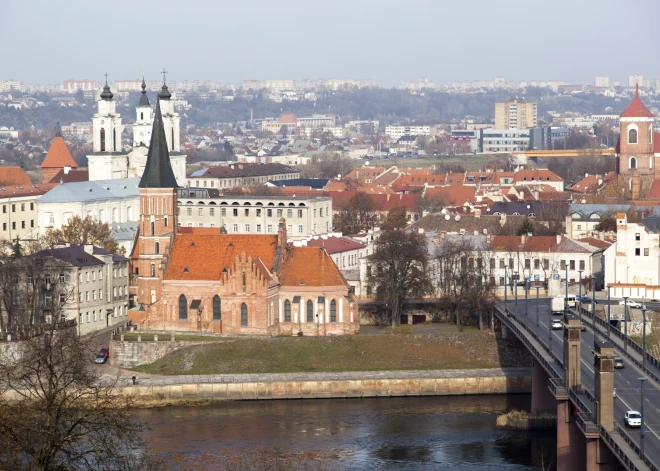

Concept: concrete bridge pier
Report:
left=557, top=399, right=586, bottom=471
left=501, top=324, right=509, bottom=339
left=531, top=361, right=555, bottom=416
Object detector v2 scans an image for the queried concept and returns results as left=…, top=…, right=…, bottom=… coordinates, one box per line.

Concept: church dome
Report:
left=100, top=84, right=113, bottom=101
left=158, top=83, right=171, bottom=100
left=139, top=78, right=150, bottom=106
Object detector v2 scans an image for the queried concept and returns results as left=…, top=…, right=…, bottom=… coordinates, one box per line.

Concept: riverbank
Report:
left=117, top=367, right=532, bottom=407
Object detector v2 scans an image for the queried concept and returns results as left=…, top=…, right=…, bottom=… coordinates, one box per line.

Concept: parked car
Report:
left=551, top=320, right=563, bottom=330
left=579, top=295, right=596, bottom=304
left=625, top=411, right=642, bottom=428
left=580, top=322, right=587, bottom=332
left=619, top=300, right=642, bottom=308
left=100, top=346, right=109, bottom=358
left=95, top=353, right=107, bottom=364
left=613, top=357, right=625, bottom=369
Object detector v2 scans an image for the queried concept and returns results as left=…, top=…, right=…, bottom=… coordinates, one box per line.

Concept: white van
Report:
left=565, top=295, right=577, bottom=308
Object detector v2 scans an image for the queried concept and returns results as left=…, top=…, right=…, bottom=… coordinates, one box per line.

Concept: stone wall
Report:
left=110, top=338, right=209, bottom=368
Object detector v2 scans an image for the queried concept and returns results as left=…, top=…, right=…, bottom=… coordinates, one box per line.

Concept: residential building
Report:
left=629, top=75, right=644, bottom=87
left=529, top=126, right=570, bottom=150
left=0, top=183, right=54, bottom=243
left=494, top=99, right=538, bottom=130
left=595, top=77, right=610, bottom=88
left=298, top=114, right=336, bottom=128
left=187, top=163, right=300, bottom=189
left=385, top=125, right=431, bottom=140
left=63, top=79, right=99, bottom=93
left=129, top=100, right=358, bottom=336
left=480, top=129, right=530, bottom=152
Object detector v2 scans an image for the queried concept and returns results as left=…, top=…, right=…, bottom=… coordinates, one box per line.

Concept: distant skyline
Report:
left=4, top=0, right=658, bottom=87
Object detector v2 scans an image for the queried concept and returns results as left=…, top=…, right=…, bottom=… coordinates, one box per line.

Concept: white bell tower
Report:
left=92, top=74, right=123, bottom=153
left=157, top=68, right=181, bottom=153
left=133, top=77, right=154, bottom=147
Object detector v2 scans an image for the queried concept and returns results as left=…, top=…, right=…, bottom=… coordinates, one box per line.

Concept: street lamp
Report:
left=504, top=265, right=508, bottom=304
left=535, top=285, right=540, bottom=338
left=607, top=286, right=611, bottom=340
left=622, top=296, right=629, bottom=353
left=513, top=271, right=519, bottom=309
left=524, top=274, right=529, bottom=321
left=578, top=269, right=584, bottom=310
left=643, top=307, right=648, bottom=371
left=640, top=377, right=648, bottom=458
left=564, top=265, right=569, bottom=313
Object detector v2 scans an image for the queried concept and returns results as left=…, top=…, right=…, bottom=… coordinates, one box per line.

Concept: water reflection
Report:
left=135, top=394, right=556, bottom=470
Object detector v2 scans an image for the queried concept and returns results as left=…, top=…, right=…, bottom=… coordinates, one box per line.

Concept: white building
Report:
left=87, top=78, right=186, bottom=186
left=385, top=125, right=431, bottom=140
left=595, top=77, right=610, bottom=88
left=480, top=129, right=530, bottom=153
left=629, top=75, right=644, bottom=87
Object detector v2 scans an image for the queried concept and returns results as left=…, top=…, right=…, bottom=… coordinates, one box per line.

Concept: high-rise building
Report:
left=494, top=99, right=537, bottom=130
left=595, top=76, right=610, bottom=88
left=629, top=75, right=644, bottom=87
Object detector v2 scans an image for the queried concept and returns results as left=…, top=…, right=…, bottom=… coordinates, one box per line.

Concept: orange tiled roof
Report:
left=166, top=231, right=279, bottom=281
left=621, top=86, right=655, bottom=118
left=41, top=136, right=78, bottom=169
left=0, top=166, right=31, bottom=186
left=425, top=186, right=475, bottom=205
left=513, top=169, right=562, bottom=183
left=279, top=246, right=347, bottom=287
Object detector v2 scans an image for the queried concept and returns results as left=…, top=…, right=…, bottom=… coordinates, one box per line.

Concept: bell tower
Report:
left=133, top=76, right=154, bottom=147
left=135, top=97, right=179, bottom=310
left=92, top=74, right=123, bottom=153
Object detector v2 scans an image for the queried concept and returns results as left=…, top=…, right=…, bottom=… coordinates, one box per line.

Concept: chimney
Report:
left=277, top=217, right=287, bottom=250
left=474, top=208, right=481, bottom=218
left=521, top=234, right=527, bottom=245
left=83, top=244, right=94, bottom=254
left=556, top=234, right=561, bottom=245
left=474, top=230, right=479, bottom=235
left=486, top=234, right=492, bottom=243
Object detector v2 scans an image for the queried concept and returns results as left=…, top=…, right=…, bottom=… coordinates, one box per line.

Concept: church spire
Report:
left=139, top=75, right=150, bottom=107
left=139, top=98, right=178, bottom=188
left=100, top=72, right=113, bottom=101
left=158, top=67, right=171, bottom=100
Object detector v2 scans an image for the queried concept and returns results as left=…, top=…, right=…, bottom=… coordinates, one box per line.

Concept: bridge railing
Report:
left=549, top=377, right=568, bottom=397
left=614, top=425, right=660, bottom=471
left=495, top=307, right=563, bottom=379
left=575, top=411, right=599, bottom=435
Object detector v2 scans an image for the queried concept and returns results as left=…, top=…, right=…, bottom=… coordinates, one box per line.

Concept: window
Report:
left=330, top=300, right=337, bottom=323
left=635, top=248, right=641, bottom=256
left=284, top=300, right=291, bottom=322
left=298, top=225, right=303, bottom=234
left=198, top=208, right=203, bottom=216
left=569, top=260, right=575, bottom=270
left=59, top=273, right=65, bottom=283
left=267, top=224, right=272, bottom=232
left=636, top=233, right=641, bottom=241
left=242, top=272, right=246, bottom=292
left=287, top=209, right=292, bottom=218
left=630, top=157, right=637, bottom=169
left=256, top=209, right=261, bottom=217
left=629, top=128, right=638, bottom=144
left=307, top=300, right=314, bottom=323
left=151, top=263, right=156, bottom=277
left=187, top=208, right=192, bottom=216
left=241, top=303, right=248, bottom=326
left=221, top=208, right=226, bottom=216
left=256, top=224, right=262, bottom=232
left=179, top=295, right=188, bottom=320
left=277, top=209, right=283, bottom=217
left=98, top=289, right=102, bottom=299
left=113, top=287, right=117, bottom=297
left=92, top=271, right=96, bottom=281
left=79, top=272, right=82, bottom=283
left=508, top=259, right=514, bottom=269
left=213, top=295, right=221, bottom=320
left=525, top=259, right=530, bottom=269
left=645, top=248, right=650, bottom=256
left=85, top=291, right=89, bottom=301
left=233, top=208, right=238, bottom=216
left=287, top=225, right=292, bottom=233
left=233, top=224, right=238, bottom=232
left=92, top=290, right=96, bottom=300
left=245, top=209, right=249, bottom=216
left=544, top=259, right=549, bottom=270
left=100, top=128, right=106, bottom=151
left=245, top=224, right=250, bottom=232
left=86, top=271, right=90, bottom=281
left=490, top=259, right=496, bottom=269
left=30, top=203, right=34, bottom=210
left=534, top=259, right=540, bottom=269
left=1, top=205, right=4, bottom=213
left=298, top=209, right=303, bottom=218
left=210, top=208, right=215, bottom=216
left=267, top=209, right=272, bottom=217
left=113, top=268, right=116, bottom=278
left=155, top=242, right=160, bottom=254
left=560, top=260, right=566, bottom=270
left=579, top=260, right=585, bottom=270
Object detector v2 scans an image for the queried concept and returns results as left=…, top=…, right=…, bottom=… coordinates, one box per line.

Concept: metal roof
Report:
left=37, top=178, right=140, bottom=204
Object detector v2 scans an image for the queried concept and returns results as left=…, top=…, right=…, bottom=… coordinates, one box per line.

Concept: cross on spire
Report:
left=161, top=68, right=168, bottom=84
left=104, top=72, right=109, bottom=86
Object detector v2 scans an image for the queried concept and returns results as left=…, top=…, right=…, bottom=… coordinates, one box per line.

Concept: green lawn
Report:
left=133, top=328, right=530, bottom=375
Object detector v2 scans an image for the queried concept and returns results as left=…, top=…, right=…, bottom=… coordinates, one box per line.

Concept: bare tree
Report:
left=334, top=192, right=380, bottom=235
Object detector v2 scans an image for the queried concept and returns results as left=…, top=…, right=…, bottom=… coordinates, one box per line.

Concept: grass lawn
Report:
left=133, top=327, right=530, bottom=375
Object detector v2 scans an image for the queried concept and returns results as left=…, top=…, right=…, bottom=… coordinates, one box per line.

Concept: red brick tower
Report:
left=135, top=99, right=179, bottom=309
left=617, top=84, right=656, bottom=198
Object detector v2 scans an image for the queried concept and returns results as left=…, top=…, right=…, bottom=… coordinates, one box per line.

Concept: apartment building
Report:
left=494, top=99, right=538, bottom=130
left=298, top=114, right=336, bottom=128
left=385, top=125, right=431, bottom=140
left=177, top=188, right=333, bottom=239
left=480, top=129, right=530, bottom=152
left=187, top=163, right=300, bottom=189
left=0, top=184, right=55, bottom=243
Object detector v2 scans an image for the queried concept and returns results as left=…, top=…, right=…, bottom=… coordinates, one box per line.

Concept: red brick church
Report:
left=129, top=99, right=358, bottom=336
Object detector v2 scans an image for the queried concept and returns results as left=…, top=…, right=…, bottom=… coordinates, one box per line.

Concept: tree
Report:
left=0, top=324, right=163, bottom=471
left=537, top=201, right=569, bottom=236
left=595, top=214, right=617, bottom=232
left=43, top=215, right=125, bottom=255
left=517, top=217, right=534, bottom=236
left=334, top=192, right=380, bottom=235
left=416, top=194, right=447, bottom=214
left=366, top=229, right=433, bottom=326
left=385, top=206, right=408, bottom=229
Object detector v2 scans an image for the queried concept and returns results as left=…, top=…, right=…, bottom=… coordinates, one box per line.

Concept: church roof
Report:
left=158, top=83, right=171, bottom=100
left=139, top=78, right=150, bottom=107
left=621, top=85, right=654, bottom=118
left=165, top=231, right=279, bottom=280
left=41, top=135, right=78, bottom=169
left=38, top=178, right=139, bottom=203
left=278, top=246, right=348, bottom=287
left=100, top=83, right=113, bottom=101
left=138, top=99, right=178, bottom=189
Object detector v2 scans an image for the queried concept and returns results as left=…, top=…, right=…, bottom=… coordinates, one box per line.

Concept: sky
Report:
left=3, top=0, right=658, bottom=87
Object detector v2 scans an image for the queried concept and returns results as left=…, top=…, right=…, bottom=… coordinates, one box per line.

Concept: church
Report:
left=129, top=99, right=359, bottom=336
left=615, top=85, right=660, bottom=199
left=87, top=76, right=186, bottom=186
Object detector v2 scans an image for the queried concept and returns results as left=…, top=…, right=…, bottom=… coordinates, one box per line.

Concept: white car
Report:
left=551, top=320, right=563, bottom=330
left=619, top=300, right=643, bottom=309
left=625, top=410, right=642, bottom=428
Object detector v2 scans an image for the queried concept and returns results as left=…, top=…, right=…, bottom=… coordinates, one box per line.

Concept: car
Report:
left=99, top=346, right=109, bottom=358
left=619, top=300, right=643, bottom=308
left=613, top=357, right=625, bottom=369
left=580, top=322, right=587, bottom=332
left=551, top=320, right=563, bottom=330
left=94, top=353, right=107, bottom=364
left=579, top=295, right=597, bottom=304
left=625, top=411, right=642, bottom=428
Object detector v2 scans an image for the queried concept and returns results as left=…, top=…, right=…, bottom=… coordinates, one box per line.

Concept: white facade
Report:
left=385, top=125, right=431, bottom=140
left=92, top=94, right=123, bottom=153
left=133, top=102, right=154, bottom=147
left=481, top=129, right=530, bottom=153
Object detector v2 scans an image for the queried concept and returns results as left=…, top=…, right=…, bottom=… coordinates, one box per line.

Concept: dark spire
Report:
left=54, top=122, right=62, bottom=137
left=100, top=72, right=113, bottom=100
left=139, top=98, right=178, bottom=189
left=139, top=76, right=150, bottom=106
left=158, top=67, right=171, bottom=99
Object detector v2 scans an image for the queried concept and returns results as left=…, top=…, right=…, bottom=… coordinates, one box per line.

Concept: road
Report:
left=504, top=298, right=660, bottom=467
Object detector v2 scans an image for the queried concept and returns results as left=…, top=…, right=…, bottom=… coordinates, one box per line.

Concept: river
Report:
left=135, top=394, right=556, bottom=470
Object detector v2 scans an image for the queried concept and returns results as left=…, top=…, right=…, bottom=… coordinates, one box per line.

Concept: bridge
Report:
left=494, top=298, right=660, bottom=470
left=513, top=149, right=616, bottom=159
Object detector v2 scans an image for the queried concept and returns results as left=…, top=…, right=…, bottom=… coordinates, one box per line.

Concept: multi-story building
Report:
left=595, top=77, right=610, bottom=88
left=0, top=183, right=54, bottom=243
left=385, top=125, right=431, bottom=140
left=177, top=188, right=333, bottom=239
left=528, top=126, right=570, bottom=150
left=494, top=99, right=538, bottom=130
left=298, top=114, right=336, bottom=128
left=63, top=79, right=99, bottom=93
left=629, top=75, right=644, bottom=87
left=480, top=129, right=530, bottom=152
left=31, top=245, right=129, bottom=335
left=187, top=163, right=300, bottom=189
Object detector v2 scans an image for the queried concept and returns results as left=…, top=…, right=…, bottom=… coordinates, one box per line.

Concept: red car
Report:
left=99, top=346, right=109, bottom=358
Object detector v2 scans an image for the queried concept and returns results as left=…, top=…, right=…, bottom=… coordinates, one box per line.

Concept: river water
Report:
left=135, top=394, right=556, bottom=470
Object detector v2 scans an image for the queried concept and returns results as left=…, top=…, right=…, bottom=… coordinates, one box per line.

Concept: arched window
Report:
left=140, top=112, right=144, bottom=120
left=155, top=242, right=160, bottom=254
left=630, top=157, right=637, bottom=169
left=179, top=295, right=187, bottom=320
left=213, top=295, right=221, bottom=321
left=330, top=300, right=337, bottom=323
left=629, top=128, right=638, bottom=144
left=150, top=263, right=155, bottom=277
left=241, top=303, right=248, bottom=326
left=307, top=300, right=314, bottom=323
left=100, top=128, right=106, bottom=152
left=113, top=129, right=117, bottom=151
left=284, top=300, right=291, bottom=322
left=242, top=272, right=246, bottom=293
left=151, top=221, right=155, bottom=235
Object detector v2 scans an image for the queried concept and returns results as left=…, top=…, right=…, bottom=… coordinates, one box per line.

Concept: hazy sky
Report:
left=3, top=0, right=657, bottom=86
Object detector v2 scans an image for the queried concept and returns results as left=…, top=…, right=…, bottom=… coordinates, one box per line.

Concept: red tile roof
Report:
left=166, top=231, right=279, bottom=281
left=621, top=86, right=655, bottom=118
left=489, top=235, right=592, bottom=253
left=0, top=183, right=55, bottom=199
left=513, top=169, right=562, bottom=183
left=41, top=136, right=78, bottom=169
left=305, top=236, right=365, bottom=254
left=48, top=169, right=89, bottom=184
left=279, top=246, right=347, bottom=287
left=424, top=186, right=475, bottom=205
left=0, top=167, right=31, bottom=186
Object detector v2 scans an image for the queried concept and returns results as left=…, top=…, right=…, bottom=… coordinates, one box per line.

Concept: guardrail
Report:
left=601, top=426, right=648, bottom=471
left=575, top=411, right=600, bottom=435
left=615, top=425, right=660, bottom=471
left=549, top=377, right=568, bottom=397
